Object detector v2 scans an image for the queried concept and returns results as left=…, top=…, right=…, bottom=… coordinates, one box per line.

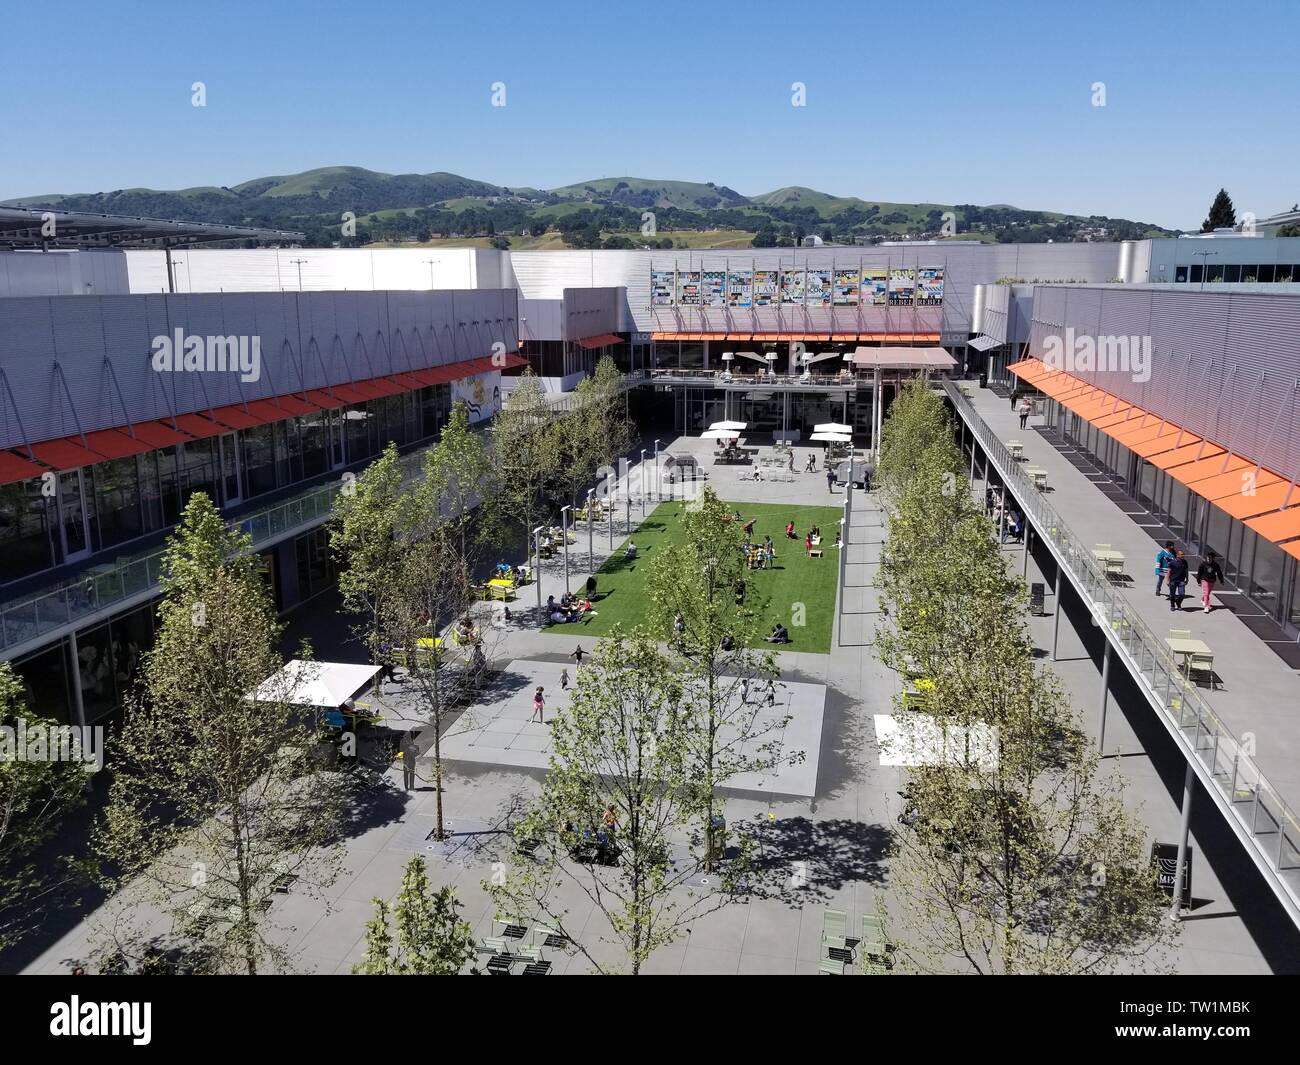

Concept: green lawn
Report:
left=543, top=500, right=843, bottom=653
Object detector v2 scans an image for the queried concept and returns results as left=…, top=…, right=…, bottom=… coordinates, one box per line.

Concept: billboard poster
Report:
left=451, top=371, right=501, bottom=424
left=888, top=268, right=916, bottom=306
left=701, top=270, right=727, bottom=307
left=753, top=270, right=778, bottom=306
left=677, top=270, right=702, bottom=305
left=727, top=269, right=753, bottom=308
left=864, top=269, right=888, bottom=305
left=806, top=269, right=832, bottom=306
left=650, top=270, right=675, bottom=306
left=916, top=267, right=944, bottom=306
left=833, top=268, right=860, bottom=306
left=780, top=268, right=805, bottom=304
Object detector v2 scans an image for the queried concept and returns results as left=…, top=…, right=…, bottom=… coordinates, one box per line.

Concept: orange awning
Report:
left=0, top=450, right=47, bottom=485
left=1213, top=478, right=1293, bottom=519
left=1245, top=506, right=1300, bottom=542
left=1150, top=441, right=1223, bottom=470
left=1166, top=454, right=1252, bottom=486
left=1284, top=541, right=1300, bottom=563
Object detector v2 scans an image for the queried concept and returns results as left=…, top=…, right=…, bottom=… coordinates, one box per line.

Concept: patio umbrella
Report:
left=708, top=420, right=748, bottom=432
left=813, top=422, right=852, bottom=435
left=701, top=428, right=743, bottom=440
left=809, top=431, right=853, bottom=443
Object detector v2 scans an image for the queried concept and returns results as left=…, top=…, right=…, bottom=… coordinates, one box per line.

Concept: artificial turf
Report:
left=543, top=500, right=843, bottom=653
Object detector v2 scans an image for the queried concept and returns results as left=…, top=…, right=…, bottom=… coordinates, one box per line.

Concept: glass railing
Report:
left=943, top=381, right=1300, bottom=903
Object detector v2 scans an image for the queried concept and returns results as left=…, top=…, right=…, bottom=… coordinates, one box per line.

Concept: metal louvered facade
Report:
left=1028, top=285, right=1300, bottom=480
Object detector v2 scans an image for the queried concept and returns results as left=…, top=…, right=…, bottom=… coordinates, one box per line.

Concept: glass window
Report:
left=1174, top=267, right=1188, bottom=282
left=1188, top=264, right=1203, bottom=283
left=294, top=527, right=335, bottom=599
left=1258, top=264, right=1276, bottom=283
left=343, top=404, right=376, bottom=464
left=1205, top=503, right=1233, bottom=563
left=1168, top=482, right=1189, bottom=535
left=12, top=641, right=74, bottom=725
left=0, top=479, right=56, bottom=583
left=1249, top=540, right=1284, bottom=612
left=90, top=457, right=143, bottom=550
left=242, top=423, right=279, bottom=499
left=297, top=411, right=330, bottom=480
left=178, top=439, right=218, bottom=510
left=678, top=343, right=705, bottom=371
left=1206, top=263, right=1225, bottom=283
left=1223, top=264, right=1242, bottom=283
left=75, top=622, right=117, bottom=723
left=108, top=602, right=156, bottom=705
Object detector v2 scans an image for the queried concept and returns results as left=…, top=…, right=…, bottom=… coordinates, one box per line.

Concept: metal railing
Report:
left=648, top=368, right=858, bottom=389
left=943, top=380, right=1300, bottom=919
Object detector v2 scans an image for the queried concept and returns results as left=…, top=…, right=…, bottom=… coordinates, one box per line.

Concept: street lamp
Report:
left=533, top=525, right=544, bottom=619
left=586, top=488, right=595, bottom=573
left=560, top=505, right=571, bottom=594
left=1194, top=250, right=1218, bottom=292
left=653, top=439, right=661, bottom=501
left=639, top=450, right=647, bottom=515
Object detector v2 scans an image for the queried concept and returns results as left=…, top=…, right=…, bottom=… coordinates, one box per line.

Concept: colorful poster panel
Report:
left=833, top=268, right=860, bottom=306
left=916, top=267, right=944, bottom=306
left=864, top=269, right=888, bottom=305
left=753, top=270, right=778, bottom=306
left=651, top=270, right=675, bottom=306
left=806, top=269, right=832, bottom=306
left=677, top=270, right=702, bottom=305
left=727, top=269, right=753, bottom=308
left=701, top=270, right=727, bottom=307
left=887, top=268, right=916, bottom=306
left=780, top=269, right=805, bottom=303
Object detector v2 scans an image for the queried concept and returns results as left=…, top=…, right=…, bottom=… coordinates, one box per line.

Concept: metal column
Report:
left=1098, top=640, right=1113, bottom=752
left=1051, top=566, right=1064, bottom=660
left=1170, top=762, right=1196, bottom=917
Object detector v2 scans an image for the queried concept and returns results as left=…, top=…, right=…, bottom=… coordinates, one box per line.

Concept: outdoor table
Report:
left=1024, top=466, right=1048, bottom=489
left=1007, top=440, right=1024, bottom=461
left=1093, top=547, right=1127, bottom=578
left=1165, top=636, right=1214, bottom=686
left=487, top=578, right=516, bottom=601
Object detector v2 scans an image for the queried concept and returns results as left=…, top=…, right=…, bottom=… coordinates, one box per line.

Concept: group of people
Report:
left=1155, top=541, right=1223, bottom=613
left=493, top=561, right=525, bottom=584
left=985, top=487, right=1025, bottom=544
left=560, top=804, right=623, bottom=865
left=546, top=591, right=596, bottom=625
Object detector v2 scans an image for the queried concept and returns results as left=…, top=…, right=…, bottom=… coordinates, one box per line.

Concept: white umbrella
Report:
left=809, top=431, right=853, bottom=443
left=701, top=428, right=742, bottom=440
left=709, top=420, right=748, bottom=432
left=813, top=422, right=852, bottom=435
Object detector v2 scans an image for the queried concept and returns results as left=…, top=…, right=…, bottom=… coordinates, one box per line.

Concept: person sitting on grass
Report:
left=625, top=540, right=637, bottom=561
left=785, top=521, right=796, bottom=540
left=743, top=518, right=756, bottom=538
left=766, top=622, right=790, bottom=644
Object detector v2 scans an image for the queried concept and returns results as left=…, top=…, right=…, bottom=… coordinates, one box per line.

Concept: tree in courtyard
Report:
left=1201, top=188, right=1237, bottom=232
left=489, top=632, right=732, bottom=974
left=330, top=442, right=406, bottom=690
left=424, top=400, right=496, bottom=574
left=491, top=370, right=563, bottom=568
left=354, top=856, right=475, bottom=974
left=0, top=661, right=88, bottom=952
left=95, top=494, right=349, bottom=975
left=645, top=487, right=797, bottom=868
left=588, top=355, right=635, bottom=476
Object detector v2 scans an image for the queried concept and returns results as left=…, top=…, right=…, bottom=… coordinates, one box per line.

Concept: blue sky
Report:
left=2, top=0, right=1295, bottom=229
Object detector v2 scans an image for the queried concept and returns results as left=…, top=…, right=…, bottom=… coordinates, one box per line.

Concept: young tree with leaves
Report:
left=645, top=487, right=795, bottom=868
left=354, top=856, right=475, bottom=974
left=491, top=370, right=562, bottom=567
left=95, top=494, right=349, bottom=975
left=490, top=632, right=731, bottom=974
left=0, top=661, right=88, bottom=952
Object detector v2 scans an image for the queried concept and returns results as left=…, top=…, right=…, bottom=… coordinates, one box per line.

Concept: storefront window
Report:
left=0, top=480, right=55, bottom=583
left=178, top=438, right=218, bottom=509
left=242, top=422, right=279, bottom=499
left=90, top=456, right=144, bottom=550
left=12, top=641, right=73, bottom=725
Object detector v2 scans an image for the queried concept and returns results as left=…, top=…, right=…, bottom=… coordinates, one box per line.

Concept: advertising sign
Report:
left=451, top=371, right=501, bottom=424
left=917, top=267, right=944, bottom=306
left=864, top=269, right=888, bottom=305
left=677, top=270, right=702, bottom=305
left=780, top=268, right=805, bottom=304
left=753, top=270, right=778, bottom=306
left=701, top=270, right=727, bottom=307
left=833, top=268, right=860, bottom=306
left=888, top=268, right=916, bottom=306
left=650, top=270, right=675, bottom=306
left=727, top=269, right=753, bottom=308
left=806, top=269, right=832, bottom=306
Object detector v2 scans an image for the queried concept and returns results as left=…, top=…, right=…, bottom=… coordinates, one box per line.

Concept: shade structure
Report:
left=247, top=659, right=380, bottom=710
left=809, top=431, right=852, bottom=443
left=709, top=420, right=748, bottom=432
left=813, top=422, right=852, bottom=435
left=700, top=428, right=742, bottom=440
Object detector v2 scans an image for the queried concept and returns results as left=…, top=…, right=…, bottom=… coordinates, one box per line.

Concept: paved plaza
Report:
left=11, top=430, right=1300, bottom=975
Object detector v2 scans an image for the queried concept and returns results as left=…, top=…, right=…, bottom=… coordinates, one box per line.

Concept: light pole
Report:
left=653, top=439, right=661, bottom=501
left=639, top=450, right=647, bottom=515
left=586, top=488, right=595, bottom=573
left=1194, top=250, right=1218, bottom=292
left=533, top=525, right=544, bottom=619
left=290, top=258, right=308, bottom=291
left=560, top=505, right=571, bottom=594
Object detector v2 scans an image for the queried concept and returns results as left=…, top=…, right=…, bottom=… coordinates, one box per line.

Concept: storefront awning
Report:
left=851, top=346, right=956, bottom=370
left=969, top=334, right=1001, bottom=351
left=0, top=449, right=48, bottom=486
left=575, top=333, right=622, bottom=349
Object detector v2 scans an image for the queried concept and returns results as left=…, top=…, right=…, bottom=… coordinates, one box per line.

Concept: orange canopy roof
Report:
left=1245, top=505, right=1300, bottom=542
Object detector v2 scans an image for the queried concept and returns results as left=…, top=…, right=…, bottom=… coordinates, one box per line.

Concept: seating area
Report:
left=819, top=909, right=892, bottom=975
left=475, top=919, right=568, bottom=975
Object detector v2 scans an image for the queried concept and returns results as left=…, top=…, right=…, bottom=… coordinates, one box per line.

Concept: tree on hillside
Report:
left=1201, top=188, right=1237, bottom=232
left=645, top=487, right=795, bottom=868
left=354, top=857, right=475, bottom=975
left=96, top=494, right=349, bottom=974
left=489, top=632, right=731, bottom=974
left=0, top=662, right=88, bottom=953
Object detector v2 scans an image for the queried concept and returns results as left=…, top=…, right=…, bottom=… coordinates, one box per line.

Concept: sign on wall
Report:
left=833, top=268, right=861, bottom=306
left=701, top=270, right=727, bottom=307
left=888, top=268, right=916, bottom=306
left=650, top=270, right=675, bottom=306
left=806, top=269, right=832, bottom=306
left=780, top=268, right=805, bottom=304
left=917, top=267, right=944, bottom=306
left=727, top=269, right=753, bottom=307
left=864, top=268, right=888, bottom=305
left=451, top=371, right=502, bottom=424
left=753, top=270, right=778, bottom=306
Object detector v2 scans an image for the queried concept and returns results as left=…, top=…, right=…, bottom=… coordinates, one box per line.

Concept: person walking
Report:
left=531, top=686, right=546, bottom=723
left=1154, top=541, right=1175, bottom=595
left=1018, top=397, right=1032, bottom=430
left=1167, top=550, right=1190, bottom=611
left=400, top=729, right=419, bottom=791
left=571, top=644, right=587, bottom=668
left=826, top=466, right=836, bottom=493
left=787, top=450, right=795, bottom=472
left=1196, top=550, right=1224, bottom=614
left=560, top=667, right=570, bottom=691
left=806, top=453, right=816, bottom=473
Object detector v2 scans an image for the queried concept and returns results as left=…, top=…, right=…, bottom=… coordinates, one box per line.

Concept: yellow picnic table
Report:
left=486, top=578, right=516, bottom=601
left=1165, top=636, right=1215, bottom=688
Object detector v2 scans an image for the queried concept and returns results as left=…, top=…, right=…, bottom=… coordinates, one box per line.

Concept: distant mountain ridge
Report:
left=3, top=166, right=1179, bottom=249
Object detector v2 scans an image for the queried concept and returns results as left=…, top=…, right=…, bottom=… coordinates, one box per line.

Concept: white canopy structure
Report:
left=248, top=660, right=380, bottom=709
left=709, top=420, right=748, bottom=432
left=701, top=428, right=742, bottom=440
left=873, top=714, right=999, bottom=769
left=813, top=422, right=853, bottom=435
left=809, top=431, right=852, bottom=443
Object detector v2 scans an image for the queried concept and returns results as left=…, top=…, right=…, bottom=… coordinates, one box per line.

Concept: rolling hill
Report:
left=2, top=166, right=1178, bottom=250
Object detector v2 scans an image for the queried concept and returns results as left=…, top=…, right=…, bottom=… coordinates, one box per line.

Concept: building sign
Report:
left=650, top=270, right=674, bottom=306
left=780, top=268, right=805, bottom=304
left=753, top=270, right=778, bottom=306
left=451, top=371, right=501, bottom=425
left=864, top=269, right=888, bottom=305
left=1150, top=842, right=1192, bottom=908
left=888, top=268, right=916, bottom=306
left=917, top=267, right=944, bottom=306
left=833, top=268, right=860, bottom=306
left=701, top=270, right=727, bottom=307
left=727, top=269, right=753, bottom=308
left=806, top=269, right=832, bottom=306
left=677, top=270, right=701, bottom=305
